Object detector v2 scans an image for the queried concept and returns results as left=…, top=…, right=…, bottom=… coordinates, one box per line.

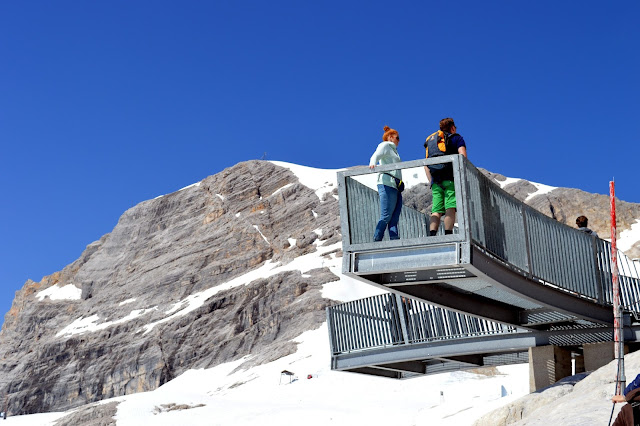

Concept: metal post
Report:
left=611, top=180, right=625, bottom=394
left=395, top=294, right=410, bottom=344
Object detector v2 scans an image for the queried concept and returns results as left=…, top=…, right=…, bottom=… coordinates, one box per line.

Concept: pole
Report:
left=611, top=180, right=625, bottom=394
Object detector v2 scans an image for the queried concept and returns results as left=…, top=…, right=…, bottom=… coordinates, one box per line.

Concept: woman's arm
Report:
left=369, top=143, right=387, bottom=168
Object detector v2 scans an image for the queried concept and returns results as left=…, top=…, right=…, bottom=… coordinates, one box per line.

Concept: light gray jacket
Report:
left=369, top=141, right=402, bottom=188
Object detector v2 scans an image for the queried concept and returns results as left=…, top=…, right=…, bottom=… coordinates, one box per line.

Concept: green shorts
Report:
left=431, top=180, right=456, bottom=213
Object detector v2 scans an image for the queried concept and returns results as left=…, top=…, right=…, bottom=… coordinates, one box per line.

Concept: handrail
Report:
left=327, top=293, right=519, bottom=355
left=337, top=156, right=640, bottom=313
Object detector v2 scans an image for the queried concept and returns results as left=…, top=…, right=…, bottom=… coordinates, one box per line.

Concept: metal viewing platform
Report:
left=329, top=156, right=640, bottom=381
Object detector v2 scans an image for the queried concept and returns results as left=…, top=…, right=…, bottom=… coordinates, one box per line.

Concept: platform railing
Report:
left=327, top=293, right=519, bottom=355
left=338, top=156, right=468, bottom=252
left=337, top=156, right=640, bottom=310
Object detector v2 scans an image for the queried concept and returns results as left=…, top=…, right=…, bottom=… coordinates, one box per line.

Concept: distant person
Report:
left=576, top=215, right=598, bottom=237
left=370, top=126, right=403, bottom=242
left=424, top=118, right=467, bottom=236
left=612, top=377, right=640, bottom=426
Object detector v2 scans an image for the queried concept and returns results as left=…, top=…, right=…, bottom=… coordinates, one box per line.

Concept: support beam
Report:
left=528, top=345, right=572, bottom=392
left=377, top=361, right=426, bottom=375
left=574, top=354, right=585, bottom=374
left=583, top=341, right=628, bottom=372
left=434, top=354, right=484, bottom=366
left=392, top=283, right=522, bottom=326
left=470, top=247, right=613, bottom=326
left=347, top=367, right=401, bottom=379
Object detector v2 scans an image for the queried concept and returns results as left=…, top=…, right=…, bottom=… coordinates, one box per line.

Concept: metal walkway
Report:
left=329, top=156, right=640, bottom=378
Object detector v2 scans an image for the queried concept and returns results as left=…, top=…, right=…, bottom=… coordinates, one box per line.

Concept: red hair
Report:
left=382, top=126, right=398, bottom=141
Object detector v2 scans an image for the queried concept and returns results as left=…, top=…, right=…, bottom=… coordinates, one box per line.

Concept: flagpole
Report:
left=610, top=180, right=625, bottom=394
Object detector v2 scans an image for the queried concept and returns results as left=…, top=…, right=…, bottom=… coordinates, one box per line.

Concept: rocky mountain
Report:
left=0, top=160, right=342, bottom=415
left=1, top=160, right=638, bottom=418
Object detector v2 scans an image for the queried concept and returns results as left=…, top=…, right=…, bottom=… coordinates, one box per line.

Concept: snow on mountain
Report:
left=269, top=161, right=342, bottom=200
left=6, top=324, right=530, bottom=426
left=35, top=284, right=82, bottom=301
left=619, top=220, right=640, bottom=257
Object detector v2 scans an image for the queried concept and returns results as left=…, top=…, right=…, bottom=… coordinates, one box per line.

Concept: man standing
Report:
left=576, top=215, right=598, bottom=237
left=424, top=118, right=468, bottom=236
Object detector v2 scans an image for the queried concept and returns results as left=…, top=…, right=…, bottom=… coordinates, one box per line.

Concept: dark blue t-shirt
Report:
left=448, top=134, right=466, bottom=152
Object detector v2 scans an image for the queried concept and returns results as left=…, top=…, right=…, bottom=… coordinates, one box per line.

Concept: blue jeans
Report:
left=374, top=184, right=402, bottom=241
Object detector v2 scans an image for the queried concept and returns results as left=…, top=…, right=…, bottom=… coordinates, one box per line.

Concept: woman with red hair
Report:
left=369, top=126, right=403, bottom=242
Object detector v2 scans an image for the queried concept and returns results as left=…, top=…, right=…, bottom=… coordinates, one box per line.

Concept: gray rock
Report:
left=0, top=161, right=340, bottom=415
left=54, top=401, right=119, bottom=426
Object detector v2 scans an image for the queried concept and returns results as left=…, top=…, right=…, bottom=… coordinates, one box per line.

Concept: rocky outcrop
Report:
left=473, top=352, right=640, bottom=425
left=54, top=401, right=119, bottom=426
left=0, top=161, right=341, bottom=415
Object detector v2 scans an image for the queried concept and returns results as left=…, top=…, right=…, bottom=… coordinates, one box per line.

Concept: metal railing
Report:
left=464, top=162, right=640, bottom=305
left=338, top=156, right=640, bottom=311
left=345, top=177, right=430, bottom=244
left=327, top=293, right=519, bottom=355
left=338, top=157, right=466, bottom=251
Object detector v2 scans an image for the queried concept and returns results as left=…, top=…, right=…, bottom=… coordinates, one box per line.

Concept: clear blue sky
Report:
left=1, top=1, right=638, bottom=324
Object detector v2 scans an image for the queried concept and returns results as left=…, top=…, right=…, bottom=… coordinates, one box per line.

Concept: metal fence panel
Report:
left=345, top=176, right=429, bottom=244
left=327, top=294, right=518, bottom=354
left=465, top=165, right=529, bottom=271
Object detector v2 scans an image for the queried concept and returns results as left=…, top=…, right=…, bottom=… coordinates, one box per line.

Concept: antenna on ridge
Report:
left=260, top=152, right=267, bottom=160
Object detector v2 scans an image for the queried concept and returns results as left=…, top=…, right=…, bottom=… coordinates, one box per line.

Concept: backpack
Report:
left=424, top=130, right=458, bottom=183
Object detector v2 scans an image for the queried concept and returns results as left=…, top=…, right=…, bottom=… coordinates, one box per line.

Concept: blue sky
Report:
left=1, top=1, right=638, bottom=324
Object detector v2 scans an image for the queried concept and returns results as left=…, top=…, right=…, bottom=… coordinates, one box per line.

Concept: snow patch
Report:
left=36, top=284, right=82, bottom=301
left=495, top=176, right=521, bottom=188
left=271, top=183, right=294, bottom=197
left=215, top=193, right=224, bottom=200
left=57, top=308, right=158, bottom=338
left=493, top=175, right=557, bottom=201
left=287, top=238, right=297, bottom=248
left=119, top=298, right=136, bottom=306
left=253, top=225, right=269, bottom=244
left=180, top=182, right=201, bottom=192
left=269, top=161, right=342, bottom=201
left=525, top=181, right=557, bottom=201
left=619, top=219, right=640, bottom=254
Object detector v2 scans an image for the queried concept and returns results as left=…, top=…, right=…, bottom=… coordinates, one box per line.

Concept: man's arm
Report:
left=458, top=146, right=467, bottom=158
left=612, top=394, right=626, bottom=403
left=424, top=166, right=432, bottom=185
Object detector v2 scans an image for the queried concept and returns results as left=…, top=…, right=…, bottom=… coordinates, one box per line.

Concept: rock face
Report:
left=473, top=352, right=640, bottom=426
left=0, top=160, right=638, bottom=416
left=0, top=161, right=341, bottom=415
